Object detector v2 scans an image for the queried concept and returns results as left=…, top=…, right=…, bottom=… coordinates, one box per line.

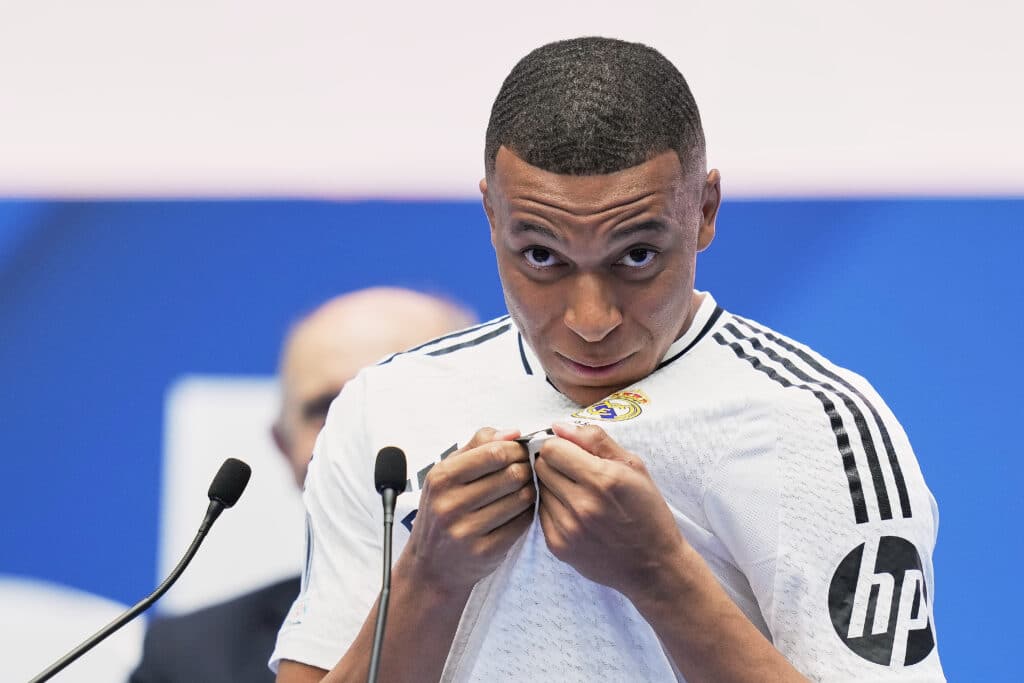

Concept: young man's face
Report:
left=482, top=146, right=720, bottom=407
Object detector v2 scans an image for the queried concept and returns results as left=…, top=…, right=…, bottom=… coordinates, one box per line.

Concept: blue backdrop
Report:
left=1, top=198, right=1020, bottom=680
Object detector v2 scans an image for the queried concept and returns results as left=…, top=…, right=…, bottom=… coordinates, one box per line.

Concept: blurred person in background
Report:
left=129, top=287, right=475, bottom=683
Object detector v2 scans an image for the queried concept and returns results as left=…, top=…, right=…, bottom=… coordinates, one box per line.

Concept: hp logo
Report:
left=828, top=536, right=935, bottom=667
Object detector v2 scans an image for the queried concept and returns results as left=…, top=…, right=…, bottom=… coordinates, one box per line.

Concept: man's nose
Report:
left=563, top=273, right=622, bottom=343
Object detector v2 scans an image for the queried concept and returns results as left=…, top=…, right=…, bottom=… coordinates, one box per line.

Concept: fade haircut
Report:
left=485, top=37, right=706, bottom=177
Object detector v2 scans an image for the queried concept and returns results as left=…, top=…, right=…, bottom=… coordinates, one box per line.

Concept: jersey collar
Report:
left=654, top=291, right=722, bottom=372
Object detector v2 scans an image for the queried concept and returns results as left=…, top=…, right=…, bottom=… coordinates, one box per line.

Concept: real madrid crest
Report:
left=571, top=389, right=649, bottom=423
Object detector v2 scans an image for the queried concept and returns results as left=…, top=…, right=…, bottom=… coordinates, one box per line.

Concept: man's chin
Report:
left=541, top=352, right=653, bottom=403
left=549, top=373, right=636, bottom=407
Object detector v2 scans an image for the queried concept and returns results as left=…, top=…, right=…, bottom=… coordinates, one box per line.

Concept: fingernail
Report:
left=552, top=421, right=577, bottom=431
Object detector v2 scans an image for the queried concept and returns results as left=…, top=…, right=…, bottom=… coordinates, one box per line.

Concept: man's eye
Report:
left=618, top=247, right=657, bottom=268
left=523, top=247, right=561, bottom=268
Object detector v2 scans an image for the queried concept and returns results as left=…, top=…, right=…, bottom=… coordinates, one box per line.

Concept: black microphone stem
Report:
left=28, top=500, right=225, bottom=683
left=367, top=488, right=396, bottom=683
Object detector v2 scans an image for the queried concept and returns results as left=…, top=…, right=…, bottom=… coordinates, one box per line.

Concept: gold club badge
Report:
left=571, top=390, right=649, bottom=423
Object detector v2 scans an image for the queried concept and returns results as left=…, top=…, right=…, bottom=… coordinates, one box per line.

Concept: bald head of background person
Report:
left=272, top=287, right=477, bottom=488
left=130, top=286, right=475, bottom=683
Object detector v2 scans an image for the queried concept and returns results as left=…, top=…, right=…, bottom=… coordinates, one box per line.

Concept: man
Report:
left=129, top=287, right=475, bottom=683
left=274, top=38, right=944, bottom=681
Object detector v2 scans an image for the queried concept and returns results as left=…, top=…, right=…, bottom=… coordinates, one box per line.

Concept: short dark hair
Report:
left=485, top=37, right=705, bottom=177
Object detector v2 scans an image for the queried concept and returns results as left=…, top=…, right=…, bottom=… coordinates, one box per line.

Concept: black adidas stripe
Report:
left=734, top=317, right=911, bottom=519
left=517, top=333, right=533, bottom=375
left=722, top=321, right=894, bottom=522
left=713, top=329, right=870, bottom=524
left=379, top=316, right=511, bottom=365
left=426, top=323, right=511, bottom=357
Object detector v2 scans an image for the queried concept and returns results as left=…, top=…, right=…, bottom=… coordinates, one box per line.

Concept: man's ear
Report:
left=481, top=178, right=495, bottom=222
left=697, top=169, right=721, bottom=252
left=481, top=177, right=499, bottom=247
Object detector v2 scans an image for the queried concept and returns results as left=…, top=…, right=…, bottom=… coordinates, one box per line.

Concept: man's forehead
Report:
left=280, top=331, right=359, bottom=402
left=489, top=146, right=688, bottom=215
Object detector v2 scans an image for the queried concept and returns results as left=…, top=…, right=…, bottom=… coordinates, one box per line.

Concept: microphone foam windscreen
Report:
left=375, top=446, right=408, bottom=492
left=208, top=458, right=252, bottom=507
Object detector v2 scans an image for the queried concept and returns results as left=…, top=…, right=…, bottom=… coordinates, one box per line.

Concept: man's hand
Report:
left=535, top=422, right=807, bottom=682
left=401, top=427, right=536, bottom=595
left=534, top=422, right=686, bottom=600
left=280, top=428, right=535, bottom=683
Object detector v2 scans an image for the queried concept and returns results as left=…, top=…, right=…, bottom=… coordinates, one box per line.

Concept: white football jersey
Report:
left=271, top=293, right=945, bottom=681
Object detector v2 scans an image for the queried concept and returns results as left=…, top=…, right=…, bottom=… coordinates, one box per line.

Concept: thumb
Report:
left=551, top=421, right=628, bottom=463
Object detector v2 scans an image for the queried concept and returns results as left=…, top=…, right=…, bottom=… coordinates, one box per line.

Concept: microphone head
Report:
left=208, top=458, right=252, bottom=508
left=374, top=447, right=407, bottom=493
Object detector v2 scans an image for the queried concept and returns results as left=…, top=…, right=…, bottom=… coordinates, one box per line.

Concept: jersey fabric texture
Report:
left=270, top=293, right=944, bottom=681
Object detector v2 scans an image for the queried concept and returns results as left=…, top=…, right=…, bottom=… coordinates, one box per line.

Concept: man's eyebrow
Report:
left=510, top=222, right=561, bottom=241
left=609, top=220, right=667, bottom=242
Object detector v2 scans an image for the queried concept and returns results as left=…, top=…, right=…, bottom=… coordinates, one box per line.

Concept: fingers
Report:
left=551, top=422, right=630, bottom=464
left=422, top=427, right=535, bottom=535
left=439, top=428, right=527, bottom=485
left=455, top=482, right=536, bottom=535
left=533, top=455, right=576, bottom=505
left=462, top=426, right=521, bottom=451
left=478, top=506, right=533, bottom=556
left=543, top=424, right=646, bottom=488
left=537, top=482, right=571, bottom=555
left=537, top=433, right=647, bottom=528
left=405, top=427, right=536, bottom=593
left=461, top=460, right=534, bottom=511
left=536, top=434, right=603, bottom=483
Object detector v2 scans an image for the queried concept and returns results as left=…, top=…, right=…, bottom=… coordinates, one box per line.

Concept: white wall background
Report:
left=160, top=377, right=305, bottom=614
left=1, top=0, right=1021, bottom=198
left=1, top=577, right=146, bottom=682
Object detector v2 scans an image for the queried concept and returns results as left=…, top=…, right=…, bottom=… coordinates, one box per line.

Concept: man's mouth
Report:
left=556, top=352, right=632, bottom=377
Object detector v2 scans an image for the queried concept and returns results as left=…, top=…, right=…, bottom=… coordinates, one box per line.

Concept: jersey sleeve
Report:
left=270, top=372, right=382, bottom=673
left=704, top=385, right=945, bottom=681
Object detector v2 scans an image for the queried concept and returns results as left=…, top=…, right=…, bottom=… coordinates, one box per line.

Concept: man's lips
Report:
left=555, top=352, right=632, bottom=377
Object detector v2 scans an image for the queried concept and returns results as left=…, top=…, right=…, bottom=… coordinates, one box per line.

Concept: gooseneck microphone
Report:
left=28, top=458, right=252, bottom=683
left=367, top=446, right=407, bottom=683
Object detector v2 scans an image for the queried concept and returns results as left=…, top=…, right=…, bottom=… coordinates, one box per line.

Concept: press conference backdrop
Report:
left=1, top=204, right=1021, bottom=681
